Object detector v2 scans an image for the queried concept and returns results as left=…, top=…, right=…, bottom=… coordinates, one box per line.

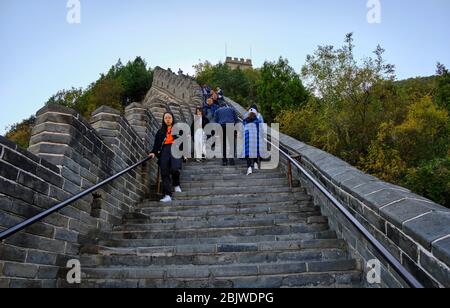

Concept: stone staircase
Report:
left=65, top=160, right=363, bottom=288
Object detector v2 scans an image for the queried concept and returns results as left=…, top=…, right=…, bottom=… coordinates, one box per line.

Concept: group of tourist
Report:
left=149, top=86, right=266, bottom=203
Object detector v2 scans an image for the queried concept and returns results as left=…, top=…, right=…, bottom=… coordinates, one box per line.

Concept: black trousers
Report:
left=221, top=124, right=235, bottom=162
left=159, top=144, right=181, bottom=197
left=247, top=158, right=258, bottom=168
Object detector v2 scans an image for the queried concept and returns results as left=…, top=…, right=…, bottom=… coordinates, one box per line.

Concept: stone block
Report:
left=2, top=148, right=38, bottom=174
left=381, top=199, right=441, bottom=229
left=17, top=172, right=50, bottom=195
left=3, top=262, right=39, bottom=278
left=433, top=237, right=450, bottom=266
left=0, top=160, right=19, bottom=181
left=26, top=250, right=57, bottom=265
left=403, top=212, right=450, bottom=250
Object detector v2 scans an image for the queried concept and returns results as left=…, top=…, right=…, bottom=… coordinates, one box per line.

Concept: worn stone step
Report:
left=124, top=211, right=323, bottom=224
left=59, top=270, right=362, bottom=288
left=114, top=216, right=328, bottom=232
left=185, top=160, right=248, bottom=166
left=97, top=230, right=338, bottom=248
left=180, top=173, right=287, bottom=181
left=110, top=223, right=330, bottom=240
left=173, top=186, right=304, bottom=198
left=181, top=178, right=291, bottom=189
left=77, top=259, right=358, bottom=280
left=80, top=248, right=349, bottom=267
left=181, top=168, right=282, bottom=176
left=137, top=202, right=317, bottom=215
left=140, top=193, right=312, bottom=207
left=82, top=239, right=347, bottom=256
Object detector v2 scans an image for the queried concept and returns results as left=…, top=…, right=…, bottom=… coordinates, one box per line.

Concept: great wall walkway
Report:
left=0, top=67, right=449, bottom=288
left=63, top=159, right=361, bottom=288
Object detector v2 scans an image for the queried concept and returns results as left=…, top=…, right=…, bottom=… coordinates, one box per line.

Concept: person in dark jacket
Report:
left=191, top=107, right=210, bottom=162
left=214, top=102, right=240, bottom=166
left=203, top=98, right=219, bottom=123
left=148, top=112, right=183, bottom=203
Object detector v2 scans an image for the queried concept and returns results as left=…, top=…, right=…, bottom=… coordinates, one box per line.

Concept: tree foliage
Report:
left=44, top=57, right=153, bottom=119
left=276, top=34, right=450, bottom=207
left=4, top=57, right=153, bottom=148
left=436, top=62, right=450, bottom=113
left=194, top=61, right=260, bottom=108
left=4, top=116, right=36, bottom=149
left=257, top=57, right=309, bottom=123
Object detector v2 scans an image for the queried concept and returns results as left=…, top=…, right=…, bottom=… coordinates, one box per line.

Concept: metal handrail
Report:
left=224, top=99, right=423, bottom=288
left=0, top=156, right=152, bottom=241
left=266, top=138, right=424, bottom=288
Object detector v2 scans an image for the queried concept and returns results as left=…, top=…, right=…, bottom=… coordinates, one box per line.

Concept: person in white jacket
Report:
left=190, top=107, right=210, bottom=162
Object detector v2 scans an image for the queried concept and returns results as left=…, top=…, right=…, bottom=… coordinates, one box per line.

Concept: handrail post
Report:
left=287, top=154, right=300, bottom=189
left=287, top=160, right=293, bottom=189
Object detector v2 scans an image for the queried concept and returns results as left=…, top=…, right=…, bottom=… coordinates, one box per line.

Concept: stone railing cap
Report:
left=91, top=106, right=121, bottom=117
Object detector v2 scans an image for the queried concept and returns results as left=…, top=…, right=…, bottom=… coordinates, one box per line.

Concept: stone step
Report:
left=114, top=216, right=328, bottom=232
left=59, top=271, right=362, bottom=288
left=182, top=162, right=264, bottom=168
left=138, top=204, right=319, bottom=217
left=76, top=259, right=359, bottom=280
left=180, top=168, right=281, bottom=176
left=98, top=230, right=338, bottom=248
left=110, top=223, right=330, bottom=240
left=186, top=160, right=248, bottom=166
left=79, top=248, right=349, bottom=267
left=124, top=211, right=323, bottom=224
left=180, top=178, right=291, bottom=189
left=180, top=173, right=287, bottom=181
left=173, top=186, right=304, bottom=198
left=82, top=239, right=347, bottom=256
left=140, top=193, right=312, bottom=207
left=138, top=207, right=316, bottom=218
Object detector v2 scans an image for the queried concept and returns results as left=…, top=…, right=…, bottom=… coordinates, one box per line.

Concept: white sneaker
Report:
left=247, top=167, right=253, bottom=176
left=175, top=186, right=182, bottom=193
left=254, top=163, right=259, bottom=170
left=160, top=195, right=172, bottom=203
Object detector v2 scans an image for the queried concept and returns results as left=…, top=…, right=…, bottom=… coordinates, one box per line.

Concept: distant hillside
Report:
left=394, top=75, right=437, bottom=99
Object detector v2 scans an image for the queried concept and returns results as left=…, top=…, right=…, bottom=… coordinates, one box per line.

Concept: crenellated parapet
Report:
left=143, top=67, right=203, bottom=124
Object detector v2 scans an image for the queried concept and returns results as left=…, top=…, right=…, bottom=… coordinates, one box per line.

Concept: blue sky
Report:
left=1, top=0, right=450, bottom=135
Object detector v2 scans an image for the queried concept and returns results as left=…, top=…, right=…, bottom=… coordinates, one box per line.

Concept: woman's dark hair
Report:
left=195, top=107, right=203, bottom=115
left=161, top=111, right=176, bottom=135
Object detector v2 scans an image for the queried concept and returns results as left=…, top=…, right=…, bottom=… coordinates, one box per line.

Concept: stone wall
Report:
left=225, top=97, right=450, bottom=288
left=143, top=66, right=203, bottom=124
left=0, top=102, right=159, bottom=287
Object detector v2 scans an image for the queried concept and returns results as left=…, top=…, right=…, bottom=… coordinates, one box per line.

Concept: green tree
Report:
left=358, top=121, right=408, bottom=184
left=79, top=77, right=124, bottom=118
left=299, top=33, right=397, bottom=162
left=45, top=87, right=84, bottom=109
left=108, top=57, right=153, bottom=105
left=436, top=62, right=450, bottom=113
left=405, top=157, right=450, bottom=207
left=392, top=96, right=450, bottom=166
left=4, top=116, right=36, bottom=149
left=194, top=61, right=260, bottom=108
left=257, top=57, right=308, bottom=122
